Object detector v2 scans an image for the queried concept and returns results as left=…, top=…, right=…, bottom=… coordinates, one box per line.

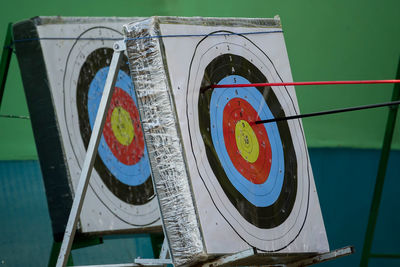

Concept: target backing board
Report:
left=124, top=17, right=329, bottom=265
left=13, top=17, right=161, bottom=240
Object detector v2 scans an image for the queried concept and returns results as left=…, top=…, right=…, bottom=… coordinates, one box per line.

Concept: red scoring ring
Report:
left=222, top=98, right=272, bottom=184
left=103, top=87, right=145, bottom=165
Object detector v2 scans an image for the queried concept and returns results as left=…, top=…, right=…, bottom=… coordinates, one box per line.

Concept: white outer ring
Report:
left=63, top=27, right=159, bottom=227
left=186, top=33, right=310, bottom=250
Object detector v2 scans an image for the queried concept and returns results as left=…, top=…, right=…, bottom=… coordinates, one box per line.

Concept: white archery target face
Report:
left=154, top=20, right=323, bottom=252
left=185, top=33, right=310, bottom=251
left=36, top=20, right=160, bottom=233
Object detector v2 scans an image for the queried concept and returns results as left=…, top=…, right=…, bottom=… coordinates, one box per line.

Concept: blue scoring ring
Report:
left=210, top=75, right=285, bottom=207
left=87, top=67, right=150, bottom=186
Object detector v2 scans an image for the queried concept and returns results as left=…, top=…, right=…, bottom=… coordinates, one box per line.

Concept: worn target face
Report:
left=186, top=31, right=311, bottom=250
left=63, top=27, right=159, bottom=227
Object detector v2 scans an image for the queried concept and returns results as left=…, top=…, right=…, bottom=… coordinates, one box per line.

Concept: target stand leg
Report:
left=199, top=246, right=354, bottom=267
left=71, top=238, right=172, bottom=267
left=56, top=40, right=126, bottom=267
left=159, top=238, right=170, bottom=260
left=0, top=23, right=13, bottom=110
left=133, top=238, right=172, bottom=267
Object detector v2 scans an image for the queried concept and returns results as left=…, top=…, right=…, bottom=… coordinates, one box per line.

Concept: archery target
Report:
left=185, top=31, right=310, bottom=250
left=124, top=18, right=329, bottom=261
left=61, top=26, right=160, bottom=229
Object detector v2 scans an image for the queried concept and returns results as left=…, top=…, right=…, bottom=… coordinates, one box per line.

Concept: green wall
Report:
left=0, top=0, right=399, bottom=160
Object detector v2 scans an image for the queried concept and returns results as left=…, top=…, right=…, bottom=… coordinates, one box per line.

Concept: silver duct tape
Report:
left=124, top=18, right=207, bottom=266
left=156, top=15, right=281, bottom=28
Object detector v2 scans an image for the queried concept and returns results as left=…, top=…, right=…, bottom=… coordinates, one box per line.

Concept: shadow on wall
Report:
left=311, top=148, right=400, bottom=267
left=0, top=160, right=154, bottom=267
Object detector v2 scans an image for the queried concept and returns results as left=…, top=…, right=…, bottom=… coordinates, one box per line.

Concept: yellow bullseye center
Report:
left=235, top=120, right=259, bottom=163
left=111, top=106, right=135, bottom=146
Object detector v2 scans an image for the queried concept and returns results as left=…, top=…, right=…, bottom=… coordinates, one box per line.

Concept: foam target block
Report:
left=13, top=17, right=161, bottom=241
left=124, top=16, right=329, bottom=266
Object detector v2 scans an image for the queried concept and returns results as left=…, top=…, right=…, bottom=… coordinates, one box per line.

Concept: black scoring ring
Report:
left=76, top=47, right=155, bottom=205
left=198, top=54, right=297, bottom=229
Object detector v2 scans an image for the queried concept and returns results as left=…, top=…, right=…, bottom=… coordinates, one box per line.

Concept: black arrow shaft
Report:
left=0, top=114, right=30, bottom=119
left=255, top=100, right=400, bottom=124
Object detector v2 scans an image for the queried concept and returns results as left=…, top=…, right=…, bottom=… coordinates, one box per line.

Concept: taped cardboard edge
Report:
left=124, top=17, right=207, bottom=266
